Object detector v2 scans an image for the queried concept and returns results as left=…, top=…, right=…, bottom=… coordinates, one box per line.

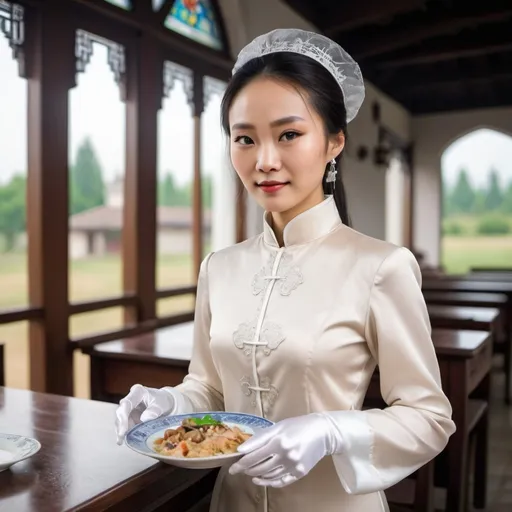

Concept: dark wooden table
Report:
left=426, top=298, right=510, bottom=403
left=367, top=329, right=493, bottom=512
left=422, top=278, right=512, bottom=298
left=429, top=329, right=492, bottom=512
left=427, top=305, right=502, bottom=332
left=0, top=387, right=216, bottom=512
left=423, top=290, right=508, bottom=310
left=88, top=325, right=493, bottom=512
left=86, top=323, right=193, bottom=402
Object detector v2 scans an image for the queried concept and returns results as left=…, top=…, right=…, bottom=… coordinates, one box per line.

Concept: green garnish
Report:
left=189, top=414, right=223, bottom=426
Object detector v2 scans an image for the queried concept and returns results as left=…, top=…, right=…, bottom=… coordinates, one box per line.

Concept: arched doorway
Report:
left=441, top=128, right=512, bottom=274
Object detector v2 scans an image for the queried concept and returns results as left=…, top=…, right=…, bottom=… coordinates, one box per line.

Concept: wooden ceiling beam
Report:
left=395, top=71, right=512, bottom=95
left=324, top=0, right=426, bottom=35
left=376, top=41, right=512, bottom=68
left=349, top=8, right=512, bottom=59
left=280, top=0, right=323, bottom=29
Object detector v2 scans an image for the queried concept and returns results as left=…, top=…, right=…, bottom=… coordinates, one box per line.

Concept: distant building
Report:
left=68, top=177, right=210, bottom=259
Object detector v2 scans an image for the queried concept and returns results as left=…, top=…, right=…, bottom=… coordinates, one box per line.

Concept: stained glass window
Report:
left=164, top=0, right=223, bottom=51
left=104, top=0, right=131, bottom=10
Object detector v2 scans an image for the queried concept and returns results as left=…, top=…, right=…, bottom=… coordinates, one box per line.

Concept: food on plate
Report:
left=153, top=415, right=252, bottom=458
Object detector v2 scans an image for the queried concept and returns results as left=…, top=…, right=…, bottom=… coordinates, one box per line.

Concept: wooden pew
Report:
left=85, top=323, right=193, bottom=402
left=423, top=279, right=512, bottom=403
left=423, top=291, right=508, bottom=311
left=422, top=278, right=512, bottom=300
left=367, top=329, right=492, bottom=512
left=427, top=305, right=502, bottom=334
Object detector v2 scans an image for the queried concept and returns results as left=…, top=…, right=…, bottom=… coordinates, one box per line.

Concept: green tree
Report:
left=70, top=137, right=105, bottom=215
left=501, top=180, right=512, bottom=213
left=202, top=174, right=213, bottom=209
left=158, top=173, right=214, bottom=208
left=473, top=189, right=487, bottom=214
left=442, top=177, right=453, bottom=218
left=450, top=168, right=475, bottom=213
left=159, top=172, right=177, bottom=206
left=0, top=174, right=26, bottom=251
left=484, top=169, right=503, bottom=211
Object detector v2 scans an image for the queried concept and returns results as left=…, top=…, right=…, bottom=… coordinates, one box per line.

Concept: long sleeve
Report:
left=329, top=246, right=456, bottom=494
left=170, top=252, right=224, bottom=413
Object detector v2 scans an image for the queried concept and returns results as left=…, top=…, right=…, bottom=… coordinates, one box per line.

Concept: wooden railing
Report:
left=0, top=307, right=44, bottom=324
left=156, top=285, right=197, bottom=299
left=0, top=288, right=196, bottom=350
left=69, top=294, right=138, bottom=315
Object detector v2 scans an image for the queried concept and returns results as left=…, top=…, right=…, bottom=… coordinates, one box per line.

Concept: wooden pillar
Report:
left=26, top=0, right=75, bottom=394
left=192, top=71, right=204, bottom=278
left=123, top=33, right=162, bottom=324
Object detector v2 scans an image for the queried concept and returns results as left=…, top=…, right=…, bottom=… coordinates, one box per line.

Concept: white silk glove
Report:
left=115, top=384, right=179, bottom=445
left=229, top=412, right=343, bottom=488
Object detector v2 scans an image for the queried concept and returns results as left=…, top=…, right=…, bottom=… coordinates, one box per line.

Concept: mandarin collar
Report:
left=262, top=196, right=342, bottom=248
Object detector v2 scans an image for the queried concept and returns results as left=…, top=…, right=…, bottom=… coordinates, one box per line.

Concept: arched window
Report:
left=441, top=128, right=512, bottom=273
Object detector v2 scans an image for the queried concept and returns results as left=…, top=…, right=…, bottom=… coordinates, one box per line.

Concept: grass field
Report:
left=442, top=214, right=512, bottom=236
left=1, top=235, right=511, bottom=396
left=441, top=235, right=512, bottom=274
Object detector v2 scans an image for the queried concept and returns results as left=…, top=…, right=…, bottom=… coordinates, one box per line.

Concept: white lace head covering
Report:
left=232, top=28, right=365, bottom=123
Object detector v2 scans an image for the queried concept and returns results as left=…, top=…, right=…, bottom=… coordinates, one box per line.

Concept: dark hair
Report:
left=220, top=52, right=351, bottom=226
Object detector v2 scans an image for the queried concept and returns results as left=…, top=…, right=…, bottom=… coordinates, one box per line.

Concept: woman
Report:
left=115, top=28, right=455, bottom=512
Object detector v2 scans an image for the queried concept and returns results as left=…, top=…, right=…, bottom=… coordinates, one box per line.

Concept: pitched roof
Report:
left=70, top=205, right=211, bottom=231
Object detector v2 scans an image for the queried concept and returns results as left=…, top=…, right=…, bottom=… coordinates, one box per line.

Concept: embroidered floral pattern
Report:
left=251, top=252, right=303, bottom=296
left=235, top=250, right=303, bottom=414
left=276, top=252, right=304, bottom=296
left=251, top=252, right=277, bottom=295
left=240, top=376, right=255, bottom=406
left=240, top=375, right=279, bottom=412
left=260, top=376, right=279, bottom=412
left=260, top=320, right=285, bottom=355
left=233, top=319, right=257, bottom=357
left=232, top=317, right=285, bottom=356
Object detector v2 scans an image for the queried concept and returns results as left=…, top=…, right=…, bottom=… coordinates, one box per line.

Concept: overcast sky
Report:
left=1, top=36, right=511, bottom=192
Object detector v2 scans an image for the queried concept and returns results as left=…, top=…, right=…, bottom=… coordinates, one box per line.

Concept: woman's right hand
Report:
left=115, top=384, right=176, bottom=445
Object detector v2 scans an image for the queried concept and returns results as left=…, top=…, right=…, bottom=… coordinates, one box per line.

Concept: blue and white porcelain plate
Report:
left=125, top=412, right=273, bottom=469
left=0, top=433, right=41, bottom=472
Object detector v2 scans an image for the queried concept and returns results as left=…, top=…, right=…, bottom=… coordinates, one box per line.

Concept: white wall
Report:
left=344, top=81, right=411, bottom=239
left=218, top=0, right=413, bottom=241
left=385, top=156, right=406, bottom=246
left=412, top=106, right=512, bottom=266
left=158, top=229, right=195, bottom=254
left=69, top=232, right=88, bottom=259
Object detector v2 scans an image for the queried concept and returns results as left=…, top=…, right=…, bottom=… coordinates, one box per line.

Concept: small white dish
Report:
left=0, top=433, right=41, bottom=472
left=125, top=412, right=273, bottom=470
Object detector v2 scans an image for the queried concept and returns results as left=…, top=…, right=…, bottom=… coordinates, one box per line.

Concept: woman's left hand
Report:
left=229, top=413, right=340, bottom=488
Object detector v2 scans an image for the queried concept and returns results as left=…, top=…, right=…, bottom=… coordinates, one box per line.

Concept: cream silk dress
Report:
left=173, top=195, right=455, bottom=512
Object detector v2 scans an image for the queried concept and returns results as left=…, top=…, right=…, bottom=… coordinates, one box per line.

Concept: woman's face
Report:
left=228, top=77, right=344, bottom=217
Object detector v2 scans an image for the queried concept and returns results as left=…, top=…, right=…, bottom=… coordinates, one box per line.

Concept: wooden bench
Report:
left=366, top=329, right=493, bottom=512
left=423, top=291, right=508, bottom=310
left=84, top=323, right=194, bottom=402
left=423, top=281, right=512, bottom=403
